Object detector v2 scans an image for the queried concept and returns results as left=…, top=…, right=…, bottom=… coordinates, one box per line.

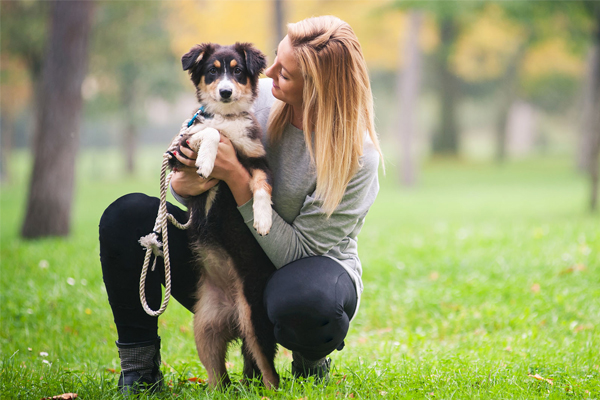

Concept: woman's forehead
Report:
left=277, top=36, right=300, bottom=75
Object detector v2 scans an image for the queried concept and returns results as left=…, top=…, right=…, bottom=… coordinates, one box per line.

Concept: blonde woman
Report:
left=99, top=15, right=382, bottom=393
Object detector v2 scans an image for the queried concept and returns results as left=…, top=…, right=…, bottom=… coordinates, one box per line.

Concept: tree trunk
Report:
left=432, top=17, right=460, bottom=156
left=495, top=45, right=527, bottom=163
left=21, top=0, right=95, bottom=238
left=590, top=97, right=600, bottom=211
left=0, top=111, right=15, bottom=183
left=396, top=11, right=423, bottom=186
left=120, top=65, right=138, bottom=175
left=273, top=0, right=285, bottom=58
left=578, top=45, right=599, bottom=171
left=585, top=5, right=600, bottom=212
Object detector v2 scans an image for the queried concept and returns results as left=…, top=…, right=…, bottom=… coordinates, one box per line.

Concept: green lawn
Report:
left=1, top=149, right=599, bottom=399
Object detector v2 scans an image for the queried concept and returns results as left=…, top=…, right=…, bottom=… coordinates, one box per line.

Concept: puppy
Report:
left=170, top=43, right=278, bottom=389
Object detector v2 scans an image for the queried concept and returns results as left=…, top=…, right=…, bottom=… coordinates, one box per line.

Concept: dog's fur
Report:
left=170, top=43, right=278, bottom=389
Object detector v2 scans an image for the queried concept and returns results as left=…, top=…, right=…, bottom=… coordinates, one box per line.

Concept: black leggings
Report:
left=99, top=193, right=357, bottom=360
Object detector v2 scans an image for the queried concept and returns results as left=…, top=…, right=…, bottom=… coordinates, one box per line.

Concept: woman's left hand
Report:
left=209, top=136, right=243, bottom=183
left=211, top=135, right=253, bottom=206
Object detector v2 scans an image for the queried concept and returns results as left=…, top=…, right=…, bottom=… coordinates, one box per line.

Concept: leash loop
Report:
left=138, top=122, right=194, bottom=317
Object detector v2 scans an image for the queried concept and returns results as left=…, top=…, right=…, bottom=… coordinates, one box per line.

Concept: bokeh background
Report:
left=1, top=2, right=600, bottom=398
left=1, top=1, right=599, bottom=237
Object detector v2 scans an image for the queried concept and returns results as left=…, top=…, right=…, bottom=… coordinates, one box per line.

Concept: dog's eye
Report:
left=208, top=67, right=218, bottom=75
left=234, top=67, right=243, bottom=75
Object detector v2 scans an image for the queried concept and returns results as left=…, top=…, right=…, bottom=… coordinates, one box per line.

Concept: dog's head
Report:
left=182, top=42, right=267, bottom=115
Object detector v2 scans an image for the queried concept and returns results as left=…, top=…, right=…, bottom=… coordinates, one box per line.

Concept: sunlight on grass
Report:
left=1, top=149, right=598, bottom=399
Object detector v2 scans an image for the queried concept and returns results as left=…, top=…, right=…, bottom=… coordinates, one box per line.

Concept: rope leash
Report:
left=138, top=124, right=194, bottom=317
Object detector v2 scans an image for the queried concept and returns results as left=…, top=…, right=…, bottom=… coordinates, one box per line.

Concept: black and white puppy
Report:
left=170, top=43, right=278, bottom=389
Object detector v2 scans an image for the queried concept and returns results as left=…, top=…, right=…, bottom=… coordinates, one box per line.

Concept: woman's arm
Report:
left=238, top=145, right=380, bottom=268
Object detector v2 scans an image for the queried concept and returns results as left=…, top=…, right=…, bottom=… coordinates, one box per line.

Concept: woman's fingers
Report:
left=174, top=145, right=197, bottom=167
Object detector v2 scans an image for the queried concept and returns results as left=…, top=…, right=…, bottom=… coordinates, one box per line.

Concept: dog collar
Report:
left=187, top=106, right=213, bottom=127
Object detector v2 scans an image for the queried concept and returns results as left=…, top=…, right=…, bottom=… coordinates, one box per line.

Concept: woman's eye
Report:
left=279, top=71, right=288, bottom=80
left=209, top=67, right=217, bottom=75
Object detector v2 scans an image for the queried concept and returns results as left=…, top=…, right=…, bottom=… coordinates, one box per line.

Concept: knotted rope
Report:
left=138, top=124, right=194, bottom=317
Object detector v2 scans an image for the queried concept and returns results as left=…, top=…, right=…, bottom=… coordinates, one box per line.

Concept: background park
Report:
left=1, top=0, right=599, bottom=398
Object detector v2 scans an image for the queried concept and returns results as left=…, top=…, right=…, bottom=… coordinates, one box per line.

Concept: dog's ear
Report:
left=235, top=43, right=267, bottom=77
left=181, top=43, right=215, bottom=71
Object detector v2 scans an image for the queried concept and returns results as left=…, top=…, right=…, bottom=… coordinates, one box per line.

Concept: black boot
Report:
left=116, top=336, right=163, bottom=395
left=291, top=351, right=331, bottom=382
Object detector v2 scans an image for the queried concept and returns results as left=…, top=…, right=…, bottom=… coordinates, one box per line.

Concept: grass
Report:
left=1, top=148, right=599, bottom=399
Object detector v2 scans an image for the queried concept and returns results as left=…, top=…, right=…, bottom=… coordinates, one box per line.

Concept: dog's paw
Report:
left=253, top=216, right=272, bottom=236
left=252, top=191, right=272, bottom=236
left=196, top=158, right=215, bottom=179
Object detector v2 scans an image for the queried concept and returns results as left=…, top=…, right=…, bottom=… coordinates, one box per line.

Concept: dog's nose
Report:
left=220, top=89, right=232, bottom=99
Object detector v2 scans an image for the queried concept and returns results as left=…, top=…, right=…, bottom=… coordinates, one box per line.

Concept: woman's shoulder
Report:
left=254, top=78, right=276, bottom=133
left=254, top=78, right=276, bottom=111
left=360, top=133, right=381, bottom=174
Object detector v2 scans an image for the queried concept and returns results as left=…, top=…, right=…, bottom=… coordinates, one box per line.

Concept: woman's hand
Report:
left=171, top=135, right=252, bottom=205
left=211, top=136, right=253, bottom=206
left=170, top=145, right=219, bottom=198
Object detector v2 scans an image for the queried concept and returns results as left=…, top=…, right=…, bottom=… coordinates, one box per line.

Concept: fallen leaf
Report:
left=349, top=394, right=355, bottom=398
left=105, top=368, right=117, bottom=374
left=560, top=264, right=587, bottom=275
left=504, top=346, right=512, bottom=352
left=40, top=393, right=78, bottom=400
left=528, top=374, right=553, bottom=385
left=531, top=283, right=541, bottom=293
left=429, top=272, right=439, bottom=281
left=574, top=324, right=593, bottom=333
left=188, top=377, right=205, bottom=383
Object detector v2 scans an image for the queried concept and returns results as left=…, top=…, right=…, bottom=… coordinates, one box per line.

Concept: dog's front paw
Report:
left=196, top=158, right=215, bottom=179
left=252, top=193, right=272, bottom=236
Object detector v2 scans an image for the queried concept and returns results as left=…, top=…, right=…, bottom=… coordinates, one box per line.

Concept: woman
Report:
left=100, top=15, right=382, bottom=394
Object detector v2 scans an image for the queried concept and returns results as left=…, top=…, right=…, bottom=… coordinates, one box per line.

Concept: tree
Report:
left=21, top=0, right=95, bottom=238
left=396, top=11, right=423, bottom=186
left=88, top=2, right=180, bottom=174
left=497, top=1, right=600, bottom=210
left=0, top=0, right=50, bottom=182
left=580, top=4, right=600, bottom=211
left=392, top=1, right=486, bottom=157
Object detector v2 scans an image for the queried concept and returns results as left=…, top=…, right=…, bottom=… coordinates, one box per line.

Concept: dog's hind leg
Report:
left=241, top=338, right=262, bottom=384
left=194, top=284, right=235, bottom=389
left=236, top=292, right=279, bottom=389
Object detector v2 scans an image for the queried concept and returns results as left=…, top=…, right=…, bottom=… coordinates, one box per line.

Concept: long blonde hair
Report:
left=268, top=15, right=383, bottom=216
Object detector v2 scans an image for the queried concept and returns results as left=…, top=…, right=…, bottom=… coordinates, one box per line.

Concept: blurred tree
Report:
left=0, top=0, right=50, bottom=182
left=21, top=0, right=95, bottom=238
left=497, top=1, right=599, bottom=210
left=392, top=1, right=485, bottom=157
left=273, top=0, right=286, bottom=52
left=88, top=1, right=181, bottom=174
left=579, top=3, right=600, bottom=211
left=396, top=11, right=423, bottom=186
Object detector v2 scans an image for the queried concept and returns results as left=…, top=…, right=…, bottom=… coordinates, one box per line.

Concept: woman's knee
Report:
left=100, top=193, right=158, bottom=234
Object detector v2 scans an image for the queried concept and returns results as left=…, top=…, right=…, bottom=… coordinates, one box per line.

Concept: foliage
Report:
left=0, top=0, right=50, bottom=81
left=86, top=1, right=183, bottom=118
left=1, top=148, right=599, bottom=398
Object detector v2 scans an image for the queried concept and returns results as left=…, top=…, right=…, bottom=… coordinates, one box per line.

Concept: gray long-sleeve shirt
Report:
left=174, top=78, right=380, bottom=314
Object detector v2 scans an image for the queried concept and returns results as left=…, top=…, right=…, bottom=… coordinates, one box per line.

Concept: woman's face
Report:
left=265, top=35, right=304, bottom=110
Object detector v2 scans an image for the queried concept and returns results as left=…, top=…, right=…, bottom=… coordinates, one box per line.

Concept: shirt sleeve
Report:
left=237, top=144, right=380, bottom=268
